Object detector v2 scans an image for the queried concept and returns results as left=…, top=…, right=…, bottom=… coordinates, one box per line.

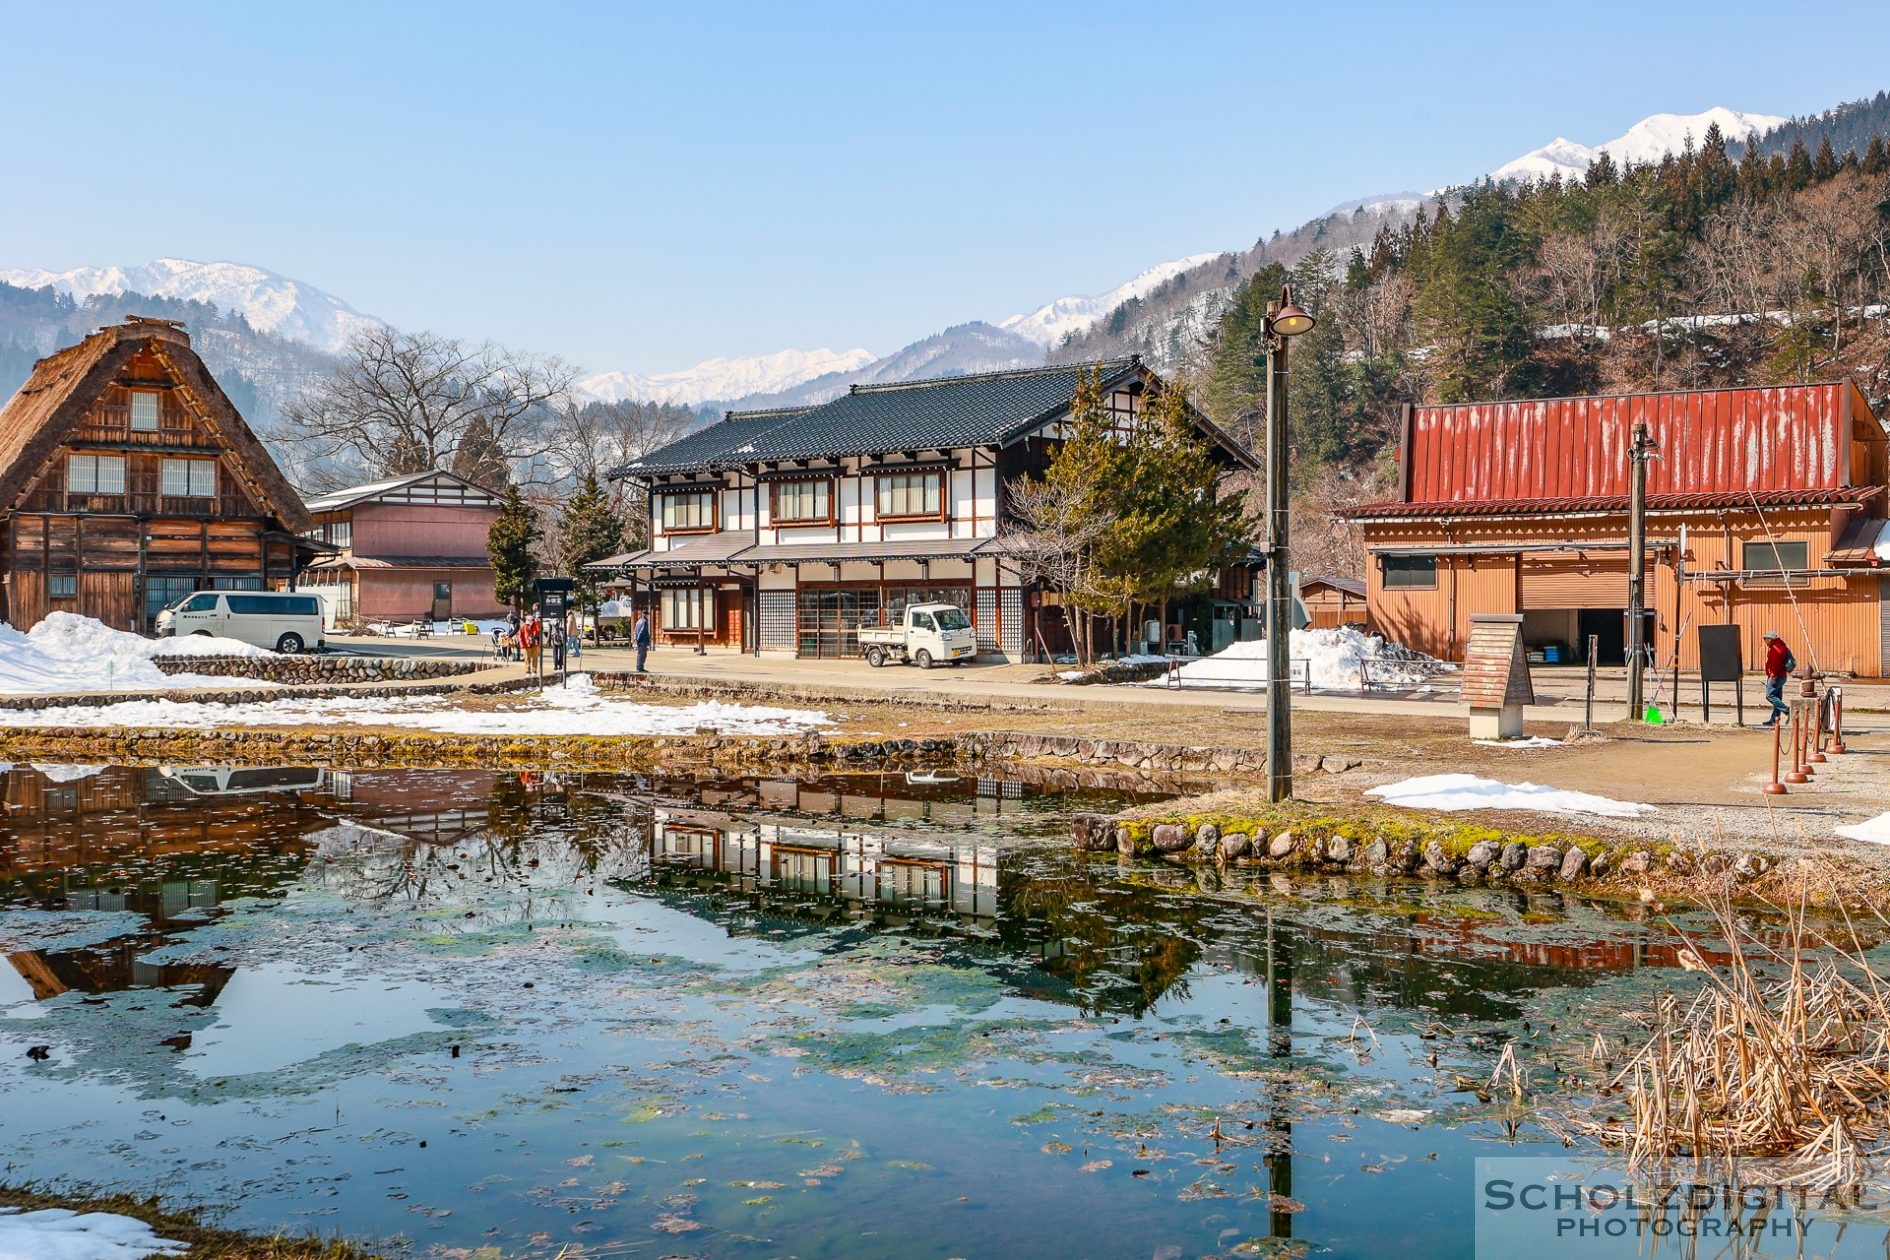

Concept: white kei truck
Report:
left=857, top=602, right=978, bottom=669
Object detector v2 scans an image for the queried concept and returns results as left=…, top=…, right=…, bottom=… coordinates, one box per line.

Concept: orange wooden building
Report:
left=1339, top=382, right=1890, bottom=676
left=0, top=317, right=316, bottom=632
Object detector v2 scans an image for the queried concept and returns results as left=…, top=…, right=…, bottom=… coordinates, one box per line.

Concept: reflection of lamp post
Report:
left=1265, top=905, right=1295, bottom=1242
left=1260, top=286, right=1316, bottom=802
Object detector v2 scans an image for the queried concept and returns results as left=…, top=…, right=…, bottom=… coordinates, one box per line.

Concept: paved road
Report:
left=327, top=633, right=1890, bottom=730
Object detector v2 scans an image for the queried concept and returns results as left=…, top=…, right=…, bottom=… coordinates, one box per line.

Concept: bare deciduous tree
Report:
left=283, top=326, right=579, bottom=490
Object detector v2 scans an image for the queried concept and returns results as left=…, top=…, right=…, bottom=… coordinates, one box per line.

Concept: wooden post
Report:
left=1764, top=719, right=1788, bottom=795
left=1584, top=634, right=1598, bottom=732
left=1784, top=709, right=1809, bottom=783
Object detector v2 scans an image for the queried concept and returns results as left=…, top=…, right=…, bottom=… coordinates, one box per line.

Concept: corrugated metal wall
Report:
left=1407, top=385, right=1848, bottom=503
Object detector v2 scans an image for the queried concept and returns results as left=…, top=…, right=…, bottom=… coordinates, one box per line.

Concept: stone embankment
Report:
left=1065, top=807, right=1849, bottom=904
left=154, top=656, right=480, bottom=684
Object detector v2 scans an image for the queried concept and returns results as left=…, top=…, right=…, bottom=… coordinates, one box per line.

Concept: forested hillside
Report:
left=1190, top=108, right=1890, bottom=579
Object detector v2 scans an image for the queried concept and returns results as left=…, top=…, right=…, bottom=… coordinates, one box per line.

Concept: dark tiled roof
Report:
left=614, top=406, right=815, bottom=477
left=615, top=360, right=1145, bottom=476
left=742, top=360, right=1141, bottom=463
left=1340, top=487, right=1880, bottom=520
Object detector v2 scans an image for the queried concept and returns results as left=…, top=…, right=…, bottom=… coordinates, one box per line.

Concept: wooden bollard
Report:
left=1764, top=718, right=1788, bottom=795
left=1784, top=710, right=1810, bottom=784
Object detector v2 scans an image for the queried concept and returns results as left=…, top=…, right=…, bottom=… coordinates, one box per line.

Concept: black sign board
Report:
left=1697, top=624, right=1745, bottom=724
left=1698, top=625, right=1743, bottom=682
left=534, top=577, right=576, bottom=616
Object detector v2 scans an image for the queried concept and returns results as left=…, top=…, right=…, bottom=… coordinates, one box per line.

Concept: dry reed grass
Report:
left=1572, top=891, right=1890, bottom=1192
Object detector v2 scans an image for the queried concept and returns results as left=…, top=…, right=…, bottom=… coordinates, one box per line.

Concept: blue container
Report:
left=1542, top=644, right=1563, bottom=664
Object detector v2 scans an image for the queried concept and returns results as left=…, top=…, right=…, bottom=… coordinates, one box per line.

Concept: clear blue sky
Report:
left=3, top=1, right=1886, bottom=375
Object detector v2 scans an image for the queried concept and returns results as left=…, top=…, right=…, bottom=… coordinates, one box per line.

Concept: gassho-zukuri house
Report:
left=1338, top=381, right=1890, bottom=676
left=591, top=358, right=1259, bottom=660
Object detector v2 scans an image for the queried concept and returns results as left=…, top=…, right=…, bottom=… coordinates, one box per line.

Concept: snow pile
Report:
left=1472, top=736, right=1564, bottom=749
left=1367, top=773, right=1653, bottom=819
left=1150, top=627, right=1449, bottom=691
left=0, top=1206, right=186, bottom=1259
left=1835, top=814, right=1890, bottom=846
left=0, top=674, right=832, bottom=738
left=1058, top=654, right=1169, bottom=683
left=0, top=613, right=273, bottom=695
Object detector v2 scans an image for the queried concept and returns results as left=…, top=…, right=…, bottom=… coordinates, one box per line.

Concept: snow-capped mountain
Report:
left=1000, top=253, right=1223, bottom=347
left=1487, top=107, right=1787, bottom=184
left=576, top=345, right=876, bottom=407
left=0, top=258, right=383, bottom=355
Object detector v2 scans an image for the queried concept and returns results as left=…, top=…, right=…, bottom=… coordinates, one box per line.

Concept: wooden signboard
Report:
left=1697, top=624, right=1744, bottom=724
left=1462, top=614, right=1533, bottom=739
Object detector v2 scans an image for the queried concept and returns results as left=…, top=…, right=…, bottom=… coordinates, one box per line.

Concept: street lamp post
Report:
left=1260, top=286, right=1315, bottom=803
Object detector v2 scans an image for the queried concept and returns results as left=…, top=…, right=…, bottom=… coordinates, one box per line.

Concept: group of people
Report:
left=498, top=605, right=584, bottom=676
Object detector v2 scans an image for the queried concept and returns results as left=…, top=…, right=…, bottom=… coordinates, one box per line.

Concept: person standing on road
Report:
left=633, top=609, right=652, bottom=674
left=1760, top=630, right=1795, bottom=727
left=504, top=608, right=522, bottom=661
left=520, top=609, right=543, bottom=676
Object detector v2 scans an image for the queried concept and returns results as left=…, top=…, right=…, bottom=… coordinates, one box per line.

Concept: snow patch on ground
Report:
left=28, top=763, right=107, bottom=782
left=0, top=1207, right=187, bottom=1260
left=1367, top=773, right=1653, bottom=819
left=0, top=613, right=272, bottom=695
left=1835, top=813, right=1890, bottom=845
left=0, top=674, right=831, bottom=738
left=1472, top=737, right=1564, bottom=749
left=1145, top=628, right=1449, bottom=691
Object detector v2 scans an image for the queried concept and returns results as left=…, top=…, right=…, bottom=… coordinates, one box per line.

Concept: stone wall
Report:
left=588, top=671, right=1059, bottom=714
left=153, top=656, right=481, bottom=685
left=1071, top=810, right=1775, bottom=899
left=0, top=674, right=530, bottom=713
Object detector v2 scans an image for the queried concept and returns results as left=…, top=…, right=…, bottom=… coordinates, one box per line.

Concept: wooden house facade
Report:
left=1339, top=383, right=1890, bottom=675
left=299, top=470, right=505, bottom=626
left=592, top=358, right=1260, bottom=661
left=0, top=318, right=316, bottom=632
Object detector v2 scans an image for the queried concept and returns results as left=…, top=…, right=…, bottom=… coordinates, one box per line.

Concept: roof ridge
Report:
left=1414, top=379, right=1856, bottom=413
left=724, top=405, right=816, bottom=422
left=848, top=355, right=1139, bottom=395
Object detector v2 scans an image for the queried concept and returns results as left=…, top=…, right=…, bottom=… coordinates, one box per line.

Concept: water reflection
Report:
left=4, top=761, right=1881, bottom=1258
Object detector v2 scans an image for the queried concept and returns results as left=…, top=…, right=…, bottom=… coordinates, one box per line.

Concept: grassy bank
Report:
left=0, top=1186, right=380, bottom=1258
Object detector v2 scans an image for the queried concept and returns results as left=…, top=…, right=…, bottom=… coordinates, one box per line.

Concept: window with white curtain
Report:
left=876, top=470, right=943, bottom=518
left=67, top=454, right=126, bottom=494
left=771, top=478, right=831, bottom=524
left=129, top=391, right=161, bottom=431
left=661, top=586, right=711, bottom=630
left=162, top=459, right=216, bottom=497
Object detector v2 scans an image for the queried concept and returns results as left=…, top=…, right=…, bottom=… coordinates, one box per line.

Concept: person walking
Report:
left=520, top=610, right=543, bottom=676
left=1760, top=630, right=1795, bottom=727
left=633, top=609, right=652, bottom=674
left=565, top=606, right=582, bottom=664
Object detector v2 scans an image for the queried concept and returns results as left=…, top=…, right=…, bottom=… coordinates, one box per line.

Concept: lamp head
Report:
left=1270, top=284, right=1315, bottom=338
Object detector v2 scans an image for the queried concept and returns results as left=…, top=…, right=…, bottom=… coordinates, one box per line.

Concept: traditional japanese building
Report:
left=1339, top=382, right=1890, bottom=675
left=297, top=470, right=505, bottom=625
left=593, top=358, right=1259, bottom=660
left=0, top=317, right=315, bottom=632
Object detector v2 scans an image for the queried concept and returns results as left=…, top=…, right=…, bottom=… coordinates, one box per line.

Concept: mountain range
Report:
left=0, top=105, right=1823, bottom=416
left=0, top=258, right=383, bottom=356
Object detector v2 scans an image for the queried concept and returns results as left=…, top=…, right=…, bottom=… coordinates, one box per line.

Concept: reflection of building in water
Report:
left=1, top=763, right=339, bottom=1003
left=654, top=808, right=999, bottom=924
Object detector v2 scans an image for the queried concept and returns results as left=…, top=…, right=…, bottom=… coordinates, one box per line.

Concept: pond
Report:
left=0, top=761, right=1884, bottom=1258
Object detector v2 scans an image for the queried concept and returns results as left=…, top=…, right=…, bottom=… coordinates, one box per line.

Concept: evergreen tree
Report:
left=1864, top=135, right=1889, bottom=176
left=1813, top=135, right=1839, bottom=181
left=1202, top=261, right=1290, bottom=440
left=1786, top=139, right=1814, bottom=190
left=488, top=486, right=541, bottom=612
left=557, top=474, right=628, bottom=609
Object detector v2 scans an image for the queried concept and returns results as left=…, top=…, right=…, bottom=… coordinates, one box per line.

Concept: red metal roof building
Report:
left=1340, top=382, right=1890, bottom=677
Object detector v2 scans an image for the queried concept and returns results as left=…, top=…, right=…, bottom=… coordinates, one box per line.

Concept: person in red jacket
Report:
left=1760, top=630, right=1794, bottom=727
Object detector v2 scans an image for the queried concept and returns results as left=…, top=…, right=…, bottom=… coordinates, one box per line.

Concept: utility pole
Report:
left=1259, top=287, right=1315, bottom=802
left=1626, top=420, right=1654, bottom=719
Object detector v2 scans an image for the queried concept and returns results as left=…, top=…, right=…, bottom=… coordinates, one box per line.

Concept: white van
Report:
left=155, top=590, right=325, bottom=653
